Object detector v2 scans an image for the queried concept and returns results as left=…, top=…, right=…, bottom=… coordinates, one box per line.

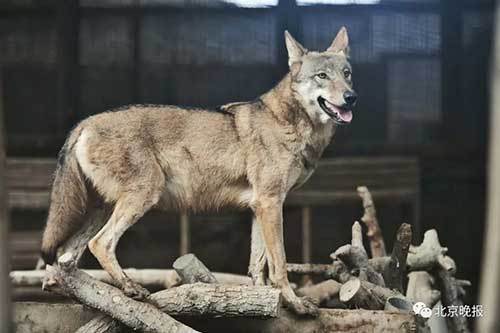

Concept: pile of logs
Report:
left=10, top=186, right=471, bottom=333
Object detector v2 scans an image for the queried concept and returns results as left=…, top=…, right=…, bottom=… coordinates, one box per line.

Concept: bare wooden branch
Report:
left=286, top=263, right=335, bottom=275
left=43, top=253, right=199, bottom=333
left=296, top=279, right=341, bottom=305
left=406, top=271, right=441, bottom=308
left=12, top=269, right=251, bottom=290
left=383, top=223, right=412, bottom=292
left=287, top=262, right=352, bottom=283
left=436, top=269, right=471, bottom=333
left=407, top=229, right=455, bottom=272
left=357, top=186, right=386, bottom=257
left=370, top=229, right=456, bottom=278
left=173, top=253, right=217, bottom=284
left=339, top=278, right=403, bottom=310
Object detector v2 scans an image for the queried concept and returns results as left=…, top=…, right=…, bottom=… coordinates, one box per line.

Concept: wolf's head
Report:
left=285, top=27, right=356, bottom=125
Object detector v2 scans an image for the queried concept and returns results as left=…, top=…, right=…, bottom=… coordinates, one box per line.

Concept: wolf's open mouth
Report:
left=317, top=97, right=353, bottom=124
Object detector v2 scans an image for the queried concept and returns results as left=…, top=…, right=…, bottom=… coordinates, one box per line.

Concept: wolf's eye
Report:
left=317, top=73, right=328, bottom=79
left=343, top=69, right=351, bottom=79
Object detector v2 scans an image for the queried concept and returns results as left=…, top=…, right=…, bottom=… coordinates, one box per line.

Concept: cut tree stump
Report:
left=332, top=222, right=384, bottom=286
left=173, top=253, right=217, bottom=284
left=339, top=278, right=403, bottom=310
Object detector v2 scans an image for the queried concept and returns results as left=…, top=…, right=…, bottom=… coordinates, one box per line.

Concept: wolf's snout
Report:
left=343, top=90, right=358, bottom=107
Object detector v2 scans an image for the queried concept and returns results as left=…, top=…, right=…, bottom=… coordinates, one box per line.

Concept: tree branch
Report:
left=357, top=186, right=386, bottom=257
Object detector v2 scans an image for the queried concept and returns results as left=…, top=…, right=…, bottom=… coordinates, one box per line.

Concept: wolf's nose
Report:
left=343, top=90, right=358, bottom=106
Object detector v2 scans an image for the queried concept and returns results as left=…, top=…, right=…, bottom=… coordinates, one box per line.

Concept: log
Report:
left=77, top=255, right=260, bottom=333
left=11, top=269, right=251, bottom=289
left=13, top=302, right=416, bottom=333
left=357, top=186, right=386, bottom=257
left=406, top=271, right=441, bottom=308
left=339, top=278, right=402, bottom=310
left=173, top=253, right=217, bottom=284
left=44, top=253, right=199, bottom=333
left=436, top=269, right=471, bottom=333
left=153, top=283, right=281, bottom=317
left=383, top=223, right=412, bottom=292
left=80, top=282, right=281, bottom=333
left=296, top=279, right=341, bottom=305
left=286, top=263, right=336, bottom=275
left=333, top=222, right=385, bottom=286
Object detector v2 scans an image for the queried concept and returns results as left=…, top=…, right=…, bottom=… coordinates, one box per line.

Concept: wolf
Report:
left=40, top=27, right=356, bottom=316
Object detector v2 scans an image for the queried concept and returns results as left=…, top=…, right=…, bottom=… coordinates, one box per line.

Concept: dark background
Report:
left=1, top=0, right=493, bottom=307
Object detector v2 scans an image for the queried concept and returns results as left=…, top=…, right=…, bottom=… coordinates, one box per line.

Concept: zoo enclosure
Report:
left=0, top=0, right=493, bottom=306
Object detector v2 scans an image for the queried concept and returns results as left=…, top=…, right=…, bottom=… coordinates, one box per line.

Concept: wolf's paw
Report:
left=284, top=296, right=319, bottom=317
left=250, top=272, right=267, bottom=286
left=123, top=280, right=150, bottom=300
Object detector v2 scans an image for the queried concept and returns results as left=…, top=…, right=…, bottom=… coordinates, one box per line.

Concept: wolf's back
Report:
left=40, top=125, right=88, bottom=264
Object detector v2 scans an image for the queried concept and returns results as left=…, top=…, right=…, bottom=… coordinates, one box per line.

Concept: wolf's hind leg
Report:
left=249, top=217, right=268, bottom=285
left=88, top=190, right=161, bottom=300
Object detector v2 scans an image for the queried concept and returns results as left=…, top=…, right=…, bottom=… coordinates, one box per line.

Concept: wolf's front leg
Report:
left=249, top=217, right=267, bottom=285
left=252, top=196, right=319, bottom=316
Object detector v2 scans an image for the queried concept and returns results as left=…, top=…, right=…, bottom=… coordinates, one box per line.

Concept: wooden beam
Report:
left=179, top=214, right=190, bottom=255
left=131, top=0, right=141, bottom=103
left=477, top=4, right=500, bottom=332
left=276, top=0, right=298, bottom=75
left=301, top=206, right=311, bottom=264
left=441, top=0, right=464, bottom=147
left=56, top=0, right=79, bottom=134
left=0, top=71, right=12, bottom=331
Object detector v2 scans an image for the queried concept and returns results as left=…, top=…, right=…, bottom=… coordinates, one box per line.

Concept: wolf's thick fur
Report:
left=40, top=28, right=355, bottom=315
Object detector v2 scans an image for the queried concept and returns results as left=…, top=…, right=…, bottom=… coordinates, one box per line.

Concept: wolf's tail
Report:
left=40, top=126, right=88, bottom=265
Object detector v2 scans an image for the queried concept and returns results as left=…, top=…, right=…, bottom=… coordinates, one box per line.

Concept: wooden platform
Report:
left=13, top=302, right=416, bottom=333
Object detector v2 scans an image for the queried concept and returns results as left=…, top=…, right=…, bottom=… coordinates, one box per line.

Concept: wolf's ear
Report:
left=285, top=30, right=307, bottom=68
left=327, top=26, right=350, bottom=56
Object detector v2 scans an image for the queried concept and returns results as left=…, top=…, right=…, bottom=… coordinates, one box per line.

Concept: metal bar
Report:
left=180, top=214, right=191, bottom=255
left=0, top=71, right=12, bottom=331
left=301, top=206, right=312, bottom=264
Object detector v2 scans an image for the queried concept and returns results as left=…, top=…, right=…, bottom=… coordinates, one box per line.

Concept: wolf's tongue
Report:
left=338, top=110, right=353, bottom=123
